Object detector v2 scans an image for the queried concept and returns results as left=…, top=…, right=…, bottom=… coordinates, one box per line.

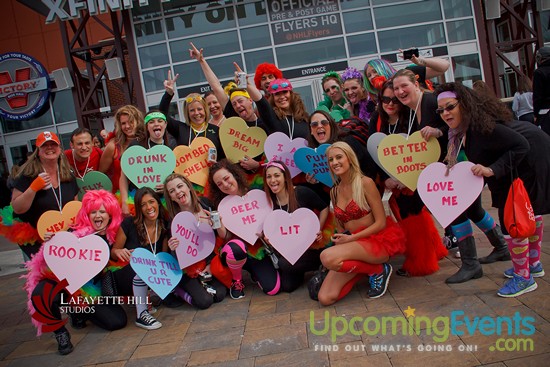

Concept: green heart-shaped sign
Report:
left=120, top=145, right=176, bottom=189
left=77, top=171, right=113, bottom=199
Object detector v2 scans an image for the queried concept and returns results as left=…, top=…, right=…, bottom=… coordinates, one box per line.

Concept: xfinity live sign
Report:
left=0, top=53, right=50, bottom=121
left=42, top=0, right=174, bottom=23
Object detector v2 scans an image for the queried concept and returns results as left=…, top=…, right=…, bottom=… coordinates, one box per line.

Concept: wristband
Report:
left=30, top=176, right=47, bottom=192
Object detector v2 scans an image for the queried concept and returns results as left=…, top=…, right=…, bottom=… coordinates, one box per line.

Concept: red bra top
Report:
left=334, top=199, right=371, bottom=224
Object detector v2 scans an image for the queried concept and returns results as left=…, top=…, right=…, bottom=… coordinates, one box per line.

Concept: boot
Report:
left=479, top=225, right=511, bottom=264
left=446, top=236, right=483, bottom=284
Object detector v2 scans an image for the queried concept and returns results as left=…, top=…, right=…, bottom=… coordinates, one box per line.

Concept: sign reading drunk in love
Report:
left=268, top=0, right=342, bottom=44
left=121, top=145, right=176, bottom=189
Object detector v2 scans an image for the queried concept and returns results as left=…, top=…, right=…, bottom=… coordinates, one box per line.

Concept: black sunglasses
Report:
left=436, top=102, right=459, bottom=115
left=381, top=96, right=399, bottom=105
left=310, top=120, right=330, bottom=128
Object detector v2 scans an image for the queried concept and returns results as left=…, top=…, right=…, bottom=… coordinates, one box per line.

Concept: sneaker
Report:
left=497, top=273, right=537, bottom=298
left=367, top=263, right=392, bottom=299
left=135, top=310, right=162, bottom=330
left=230, top=280, right=245, bottom=300
left=504, top=263, right=545, bottom=278
left=55, top=330, right=74, bottom=355
left=162, top=293, right=184, bottom=308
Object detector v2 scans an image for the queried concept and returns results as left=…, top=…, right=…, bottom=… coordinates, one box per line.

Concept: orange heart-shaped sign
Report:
left=219, top=117, right=267, bottom=163
left=37, top=201, right=82, bottom=240
left=173, top=137, right=215, bottom=187
left=377, top=131, right=441, bottom=191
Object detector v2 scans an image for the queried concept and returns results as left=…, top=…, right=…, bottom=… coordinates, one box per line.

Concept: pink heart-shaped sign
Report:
left=171, top=211, right=216, bottom=269
left=43, top=231, right=110, bottom=294
left=264, top=132, right=307, bottom=178
left=218, top=189, right=273, bottom=245
left=417, top=162, right=484, bottom=228
left=263, top=208, right=320, bottom=265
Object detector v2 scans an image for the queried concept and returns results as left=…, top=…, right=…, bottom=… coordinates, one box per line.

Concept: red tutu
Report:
left=353, top=216, right=406, bottom=257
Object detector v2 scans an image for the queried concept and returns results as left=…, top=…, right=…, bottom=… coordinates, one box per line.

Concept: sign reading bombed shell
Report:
left=268, top=0, right=342, bottom=44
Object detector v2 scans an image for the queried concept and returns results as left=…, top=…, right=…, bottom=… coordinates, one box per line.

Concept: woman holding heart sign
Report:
left=435, top=83, right=550, bottom=297
left=262, top=161, right=329, bottom=292
left=318, top=142, right=406, bottom=306
left=25, top=190, right=127, bottom=355
left=208, top=159, right=281, bottom=299
left=112, top=187, right=169, bottom=330
left=11, top=131, right=79, bottom=258
left=164, top=173, right=227, bottom=309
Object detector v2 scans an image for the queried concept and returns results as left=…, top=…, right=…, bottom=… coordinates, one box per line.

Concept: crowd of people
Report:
left=2, top=44, right=549, bottom=356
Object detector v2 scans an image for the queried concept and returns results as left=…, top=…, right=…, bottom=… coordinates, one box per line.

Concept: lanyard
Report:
left=285, top=116, right=295, bottom=139
left=71, top=151, right=90, bottom=179
left=49, top=168, right=63, bottom=212
left=145, top=220, right=158, bottom=256
left=407, top=93, right=422, bottom=138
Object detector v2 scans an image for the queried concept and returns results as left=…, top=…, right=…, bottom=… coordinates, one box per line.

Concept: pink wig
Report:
left=71, top=190, right=122, bottom=244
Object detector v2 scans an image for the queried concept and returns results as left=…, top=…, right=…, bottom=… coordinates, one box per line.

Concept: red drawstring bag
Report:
left=504, top=177, right=536, bottom=238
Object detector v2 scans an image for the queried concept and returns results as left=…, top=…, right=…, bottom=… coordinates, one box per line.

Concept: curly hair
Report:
left=376, top=81, right=410, bottom=134
left=72, top=190, right=122, bottom=244
left=268, top=90, right=310, bottom=122
left=262, top=160, right=299, bottom=213
left=207, top=159, right=249, bottom=208
left=254, top=63, right=282, bottom=90
left=114, top=105, right=146, bottom=152
left=434, top=82, right=512, bottom=135
left=134, top=187, right=168, bottom=247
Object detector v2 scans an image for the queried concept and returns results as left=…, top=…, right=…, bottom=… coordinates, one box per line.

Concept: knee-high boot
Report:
left=446, top=236, right=483, bottom=284
left=478, top=225, right=511, bottom=264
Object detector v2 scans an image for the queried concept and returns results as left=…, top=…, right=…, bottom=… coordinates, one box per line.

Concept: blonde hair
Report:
left=183, top=93, right=210, bottom=126
left=17, top=149, right=74, bottom=181
left=327, top=141, right=369, bottom=211
left=114, top=105, right=146, bottom=152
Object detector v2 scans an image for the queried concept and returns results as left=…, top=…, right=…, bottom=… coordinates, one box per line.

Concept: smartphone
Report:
left=403, top=48, right=419, bottom=60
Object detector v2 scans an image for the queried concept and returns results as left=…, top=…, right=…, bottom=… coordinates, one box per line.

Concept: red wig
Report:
left=254, top=63, right=283, bottom=90
left=71, top=189, right=123, bottom=244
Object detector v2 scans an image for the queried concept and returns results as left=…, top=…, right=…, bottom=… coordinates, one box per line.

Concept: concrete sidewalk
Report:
left=0, top=190, right=549, bottom=367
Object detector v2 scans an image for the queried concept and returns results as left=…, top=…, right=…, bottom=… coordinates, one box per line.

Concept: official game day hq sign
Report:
left=0, top=53, right=50, bottom=121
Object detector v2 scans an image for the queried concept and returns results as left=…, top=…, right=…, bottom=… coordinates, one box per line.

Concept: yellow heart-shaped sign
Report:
left=173, top=137, right=215, bottom=187
left=377, top=131, right=441, bottom=191
left=37, top=200, right=82, bottom=240
left=219, top=117, right=267, bottom=163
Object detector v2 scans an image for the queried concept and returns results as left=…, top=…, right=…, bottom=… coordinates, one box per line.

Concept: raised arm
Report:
left=411, top=55, right=450, bottom=79
left=189, top=42, right=229, bottom=110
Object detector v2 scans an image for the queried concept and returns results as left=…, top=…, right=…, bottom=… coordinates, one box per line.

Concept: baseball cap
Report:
left=268, top=78, right=293, bottom=95
left=36, top=131, right=61, bottom=147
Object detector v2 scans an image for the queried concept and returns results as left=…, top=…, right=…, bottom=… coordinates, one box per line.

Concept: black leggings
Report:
left=278, top=249, right=322, bottom=293
left=33, top=279, right=127, bottom=331
left=177, top=275, right=227, bottom=310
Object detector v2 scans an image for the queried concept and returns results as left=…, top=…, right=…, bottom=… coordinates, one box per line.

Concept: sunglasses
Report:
left=270, top=82, right=289, bottom=90
left=436, top=102, right=459, bottom=115
left=324, top=85, right=340, bottom=94
left=310, top=120, right=330, bottom=128
left=185, top=95, right=203, bottom=104
left=381, top=96, right=399, bottom=105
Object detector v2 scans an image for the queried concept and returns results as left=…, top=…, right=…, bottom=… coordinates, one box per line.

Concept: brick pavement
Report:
left=0, top=190, right=549, bottom=367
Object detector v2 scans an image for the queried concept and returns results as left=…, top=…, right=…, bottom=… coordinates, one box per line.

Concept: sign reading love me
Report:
left=171, top=211, right=216, bottom=269
left=264, top=132, right=307, bottom=178
left=218, top=189, right=272, bottom=245
left=417, top=162, right=484, bottom=228
left=219, top=117, right=267, bottom=163
left=130, top=248, right=182, bottom=299
left=37, top=201, right=82, bottom=240
left=43, top=231, right=110, bottom=294
left=77, top=171, right=113, bottom=200
left=121, top=145, right=176, bottom=189
left=377, top=131, right=440, bottom=191
left=263, top=208, right=320, bottom=265
left=294, top=144, right=333, bottom=187
left=173, top=137, right=214, bottom=187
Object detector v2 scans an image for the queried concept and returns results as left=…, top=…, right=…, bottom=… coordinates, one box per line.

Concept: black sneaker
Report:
left=162, top=293, right=184, bottom=308
left=55, top=330, right=74, bottom=355
left=367, top=263, right=392, bottom=299
left=69, top=314, right=87, bottom=329
left=230, top=280, right=245, bottom=299
left=135, top=310, right=162, bottom=330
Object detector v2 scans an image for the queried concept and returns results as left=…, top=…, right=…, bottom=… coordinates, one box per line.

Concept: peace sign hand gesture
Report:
left=164, top=70, right=179, bottom=96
